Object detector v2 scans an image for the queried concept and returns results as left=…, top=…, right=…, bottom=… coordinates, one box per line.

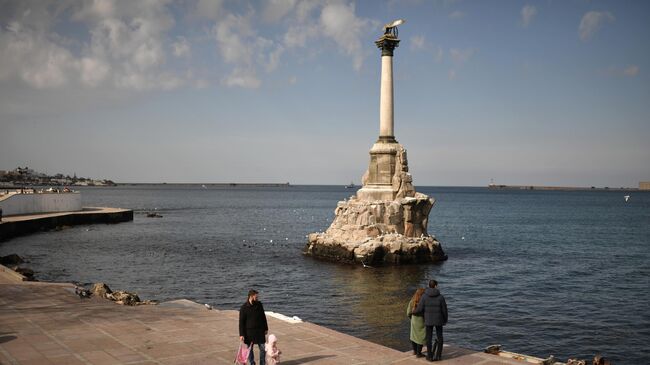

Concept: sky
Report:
left=0, top=0, right=648, bottom=187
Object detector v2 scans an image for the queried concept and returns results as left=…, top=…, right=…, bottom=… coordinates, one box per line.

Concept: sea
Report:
left=1, top=185, right=648, bottom=364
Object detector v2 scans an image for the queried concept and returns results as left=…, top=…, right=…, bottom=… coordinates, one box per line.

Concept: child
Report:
left=265, top=334, right=281, bottom=365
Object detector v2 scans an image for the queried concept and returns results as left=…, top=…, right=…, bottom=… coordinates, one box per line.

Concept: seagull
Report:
left=461, top=236, right=465, bottom=240
left=204, top=303, right=213, bottom=310
left=624, top=195, right=630, bottom=202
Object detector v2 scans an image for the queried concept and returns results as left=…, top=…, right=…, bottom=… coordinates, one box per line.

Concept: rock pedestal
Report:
left=304, top=21, right=446, bottom=265
left=304, top=144, right=446, bottom=265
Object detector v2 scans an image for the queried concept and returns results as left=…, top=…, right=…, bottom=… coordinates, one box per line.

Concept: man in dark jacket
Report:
left=413, top=279, right=448, bottom=361
left=239, top=289, right=268, bottom=365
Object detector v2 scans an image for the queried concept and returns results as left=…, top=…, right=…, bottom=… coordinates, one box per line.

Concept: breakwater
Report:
left=0, top=207, right=133, bottom=241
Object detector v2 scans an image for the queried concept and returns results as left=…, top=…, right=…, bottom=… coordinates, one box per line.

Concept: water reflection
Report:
left=328, top=263, right=437, bottom=349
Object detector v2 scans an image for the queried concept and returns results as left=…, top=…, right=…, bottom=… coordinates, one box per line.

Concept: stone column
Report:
left=375, top=36, right=399, bottom=143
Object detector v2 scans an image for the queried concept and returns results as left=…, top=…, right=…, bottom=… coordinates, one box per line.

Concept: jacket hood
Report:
left=425, top=287, right=440, bottom=297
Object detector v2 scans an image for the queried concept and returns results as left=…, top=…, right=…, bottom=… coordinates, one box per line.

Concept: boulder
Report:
left=0, top=254, right=24, bottom=266
left=107, top=291, right=141, bottom=306
left=91, top=282, right=113, bottom=298
left=13, top=267, right=35, bottom=280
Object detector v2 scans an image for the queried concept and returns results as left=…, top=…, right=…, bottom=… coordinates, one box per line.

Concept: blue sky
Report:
left=0, top=0, right=648, bottom=186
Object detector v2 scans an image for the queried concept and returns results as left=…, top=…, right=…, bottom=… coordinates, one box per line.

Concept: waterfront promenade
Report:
left=0, top=268, right=527, bottom=365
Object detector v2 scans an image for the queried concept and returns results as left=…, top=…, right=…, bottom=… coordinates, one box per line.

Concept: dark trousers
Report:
left=425, top=325, right=443, bottom=360
left=411, top=341, right=423, bottom=355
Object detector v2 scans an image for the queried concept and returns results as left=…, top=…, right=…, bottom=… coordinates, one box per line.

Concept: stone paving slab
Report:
left=0, top=271, right=530, bottom=365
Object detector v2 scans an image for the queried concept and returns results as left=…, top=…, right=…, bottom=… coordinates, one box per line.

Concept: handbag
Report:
left=234, top=341, right=252, bottom=365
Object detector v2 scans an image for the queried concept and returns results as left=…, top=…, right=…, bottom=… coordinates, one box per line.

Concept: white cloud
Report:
left=579, top=11, right=615, bottom=41
left=224, top=67, right=261, bottom=89
left=80, top=57, right=110, bottom=86
left=520, top=5, right=537, bottom=28
left=0, top=0, right=200, bottom=91
left=280, top=1, right=374, bottom=72
left=449, top=48, right=475, bottom=64
left=448, top=11, right=465, bottom=20
left=193, top=0, right=224, bottom=20
left=213, top=12, right=284, bottom=87
left=319, top=2, right=370, bottom=71
left=172, top=37, right=191, bottom=58
left=410, top=35, right=426, bottom=51
left=0, top=22, right=76, bottom=89
left=623, top=65, right=639, bottom=77
left=263, top=0, right=298, bottom=23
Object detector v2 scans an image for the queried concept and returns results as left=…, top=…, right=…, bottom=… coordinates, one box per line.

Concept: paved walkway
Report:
left=0, top=269, right=528, bottom=365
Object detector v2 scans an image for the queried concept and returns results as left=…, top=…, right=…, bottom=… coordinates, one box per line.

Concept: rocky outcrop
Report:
left=0, top=254, right=25, bottom=266
left=90, top=282, right=156, bottom=306
left=305, top=142, right=446, bottom=265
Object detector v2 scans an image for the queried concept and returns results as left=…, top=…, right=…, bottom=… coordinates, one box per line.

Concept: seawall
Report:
left=0, top=207, right=133, bottom=242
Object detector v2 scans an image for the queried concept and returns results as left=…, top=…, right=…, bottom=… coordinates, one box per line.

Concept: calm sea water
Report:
left=1, top=185, right=649, bottom=364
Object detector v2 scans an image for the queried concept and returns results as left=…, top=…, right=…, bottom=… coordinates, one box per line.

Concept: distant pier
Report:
left=0, top=207, right=133, bottom=241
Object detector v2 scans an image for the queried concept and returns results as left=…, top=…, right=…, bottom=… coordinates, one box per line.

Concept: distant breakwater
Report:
left=0, top=208, right=133, bottom=242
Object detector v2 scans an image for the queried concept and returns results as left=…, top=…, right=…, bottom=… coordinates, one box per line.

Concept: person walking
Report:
left=406, top=288, right=426, bottom=357
left=413, top=280, right=448, bottom=361
left=239, top=289, right=268, bottom=365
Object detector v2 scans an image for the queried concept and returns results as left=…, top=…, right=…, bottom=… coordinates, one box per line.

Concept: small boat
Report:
left=146, top=212, right=163, bottom=218
left=624, top=195, right=630, bottom=202
left=345, top=181, right=356, bottom=189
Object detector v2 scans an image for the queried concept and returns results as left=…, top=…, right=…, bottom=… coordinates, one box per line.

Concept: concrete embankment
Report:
left=0, top=207, right=133, bottom=241
left=0, top=267, right=530, bottom=364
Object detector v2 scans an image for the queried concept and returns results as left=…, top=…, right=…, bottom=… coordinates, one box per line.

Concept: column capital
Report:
left=375, top=36, right=400, bottom=57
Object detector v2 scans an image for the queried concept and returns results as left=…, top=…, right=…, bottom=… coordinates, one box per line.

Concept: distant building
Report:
left=640, top=182, right=650, bottom=190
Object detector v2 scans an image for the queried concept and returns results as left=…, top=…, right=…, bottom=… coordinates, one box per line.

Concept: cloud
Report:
left=193, top=0, right=224, bottom=20
left=224, top=67, right=261, bottom=89
left=410, top=35, right=426, bottom=51
left=212, top=12, right=285, bottom=87
left=0, top=22, right=76, bottom=89
left=579, top=11, right=615, bottom=41
left=623, top=65, right=639, bottom=77
left=0, top=0, right=199, bottom=91
left=263, top=0, right=298, bottom=23
left=449, top=48, right=475, bottom=64
left=448, top=11, right=465, bottom=20
left=520, top=5, right=537, bottom=28
left=319, top=2, right=370, bottom=71
left=172, top=37, right=191, bottom=57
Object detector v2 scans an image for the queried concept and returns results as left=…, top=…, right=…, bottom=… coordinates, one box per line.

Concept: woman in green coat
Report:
left=407, top=288, right=426, bottom=357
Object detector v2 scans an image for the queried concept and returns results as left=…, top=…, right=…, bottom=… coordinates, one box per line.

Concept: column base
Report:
left=377, top=136, right=397, bottom=143
left=356, top=184, right=395, bottom=201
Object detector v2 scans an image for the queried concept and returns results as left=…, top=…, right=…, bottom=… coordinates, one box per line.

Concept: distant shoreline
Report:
left=2, top=183, right=645, bottom=191
left=488, top=184, right=639, bottom=192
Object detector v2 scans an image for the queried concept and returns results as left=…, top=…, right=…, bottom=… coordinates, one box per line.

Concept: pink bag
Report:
left=234, top=342, right=252, bottom=365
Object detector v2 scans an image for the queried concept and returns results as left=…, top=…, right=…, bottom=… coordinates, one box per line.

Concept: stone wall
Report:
left=0, top=192, right=82, bottom=216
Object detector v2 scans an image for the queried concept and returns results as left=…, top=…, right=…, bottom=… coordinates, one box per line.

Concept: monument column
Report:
left=376, top=34, right=399, bottom=143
